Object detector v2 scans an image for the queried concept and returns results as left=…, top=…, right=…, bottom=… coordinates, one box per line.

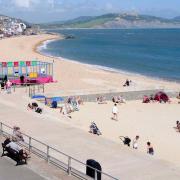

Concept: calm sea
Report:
left=39, top=29, right=180, bottom=82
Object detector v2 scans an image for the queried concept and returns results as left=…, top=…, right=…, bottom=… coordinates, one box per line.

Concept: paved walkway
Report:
left=0, top=156, right=45, bottom=180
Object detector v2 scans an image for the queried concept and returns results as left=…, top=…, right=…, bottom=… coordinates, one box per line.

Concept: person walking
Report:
left=147, top=142, right=154, bottom=155
left=6, top=80, right=12, bottom=94
left=133, top=135, right=140, bottom=149
left=112, top=104, right=118, bottom=121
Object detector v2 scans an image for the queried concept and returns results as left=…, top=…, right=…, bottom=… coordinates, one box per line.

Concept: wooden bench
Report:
left=1, top=143, right=27, bottom=166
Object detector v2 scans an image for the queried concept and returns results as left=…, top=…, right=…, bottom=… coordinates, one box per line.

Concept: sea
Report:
left=39, top=29, right=180, bottom=82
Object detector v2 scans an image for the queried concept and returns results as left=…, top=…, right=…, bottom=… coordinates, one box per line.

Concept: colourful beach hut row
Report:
left=0, top=60, right=54, bottom=82
left=0, top=61, right=38, bottom=67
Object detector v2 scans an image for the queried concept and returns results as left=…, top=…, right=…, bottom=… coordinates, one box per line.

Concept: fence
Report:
left=0, top=122, right=119, bottom=180
left=11, top=83, right=45, bottom=97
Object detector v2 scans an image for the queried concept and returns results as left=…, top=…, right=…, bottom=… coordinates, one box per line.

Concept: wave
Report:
left=37, top=39, right=57, bottom=51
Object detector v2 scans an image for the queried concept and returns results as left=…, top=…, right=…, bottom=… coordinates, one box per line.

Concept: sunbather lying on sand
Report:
left=96, top=96, right=107, bottom=104
left=27, top=103, right=42, bottom=114
left=112, top=96, right=126, bottom=104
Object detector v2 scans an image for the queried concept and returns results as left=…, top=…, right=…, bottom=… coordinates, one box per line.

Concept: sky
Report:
left=0, top=0, right=180, bottom=23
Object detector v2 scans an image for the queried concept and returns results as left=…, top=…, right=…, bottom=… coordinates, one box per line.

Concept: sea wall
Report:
left=61, top=89, right=178, bottom=102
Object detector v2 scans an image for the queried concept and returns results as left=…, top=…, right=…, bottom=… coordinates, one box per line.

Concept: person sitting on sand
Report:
left=27, top=103, right=34, bottom=110
left=143, top=95, right=150, bottom=103
left=97, top=96, right=107, bottom=104
left=117, top=96, right=126, bottom=104
left=123, top=79, right=131, bottom=87
left=133, top=135, right=140, bottom=149
left=89, top=122, right=102, bottom=135
left=112, top=104, right=118, bottom=121
left=76, top=96, right=84, bottom=105
left=149, top=94, right=155, bottom=102
left=112, top=96, right=119, bottom=103
left=177, top=92, right=180, bottom=99
left=147, top=142, right=154, bottom=155
left=61, top=104, right=72, bottom=118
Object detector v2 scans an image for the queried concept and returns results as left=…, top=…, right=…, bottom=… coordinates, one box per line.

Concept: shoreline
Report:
left=35, top=34, right=180, bottom=88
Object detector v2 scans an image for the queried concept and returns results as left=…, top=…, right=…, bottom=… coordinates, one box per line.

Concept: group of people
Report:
left=143, top=92, right=170, bottom=104
left=133, top=136, right=154, bottom=155
left=96, top=96, right=107, bottom=104
left=27, top=102, right=42, bottom=114
left=112, top=95, right=126, bottom=104
left=121, top=135, right=154, bottom=155
left=3, top=125, right=30, bottom=159
left=3, top=137, right=30, bottom=159
left=59, top=96, right=83, bottom=117
left=1, top=75, right=12, bottom=94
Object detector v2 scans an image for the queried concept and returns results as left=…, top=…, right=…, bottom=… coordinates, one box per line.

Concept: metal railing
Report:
left=0, top=122, right=119, bottom=180
left=11, top=83, right=45, bottom=97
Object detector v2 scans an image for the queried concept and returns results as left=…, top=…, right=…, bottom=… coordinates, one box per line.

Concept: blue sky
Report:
left=0, top=0, right=180, bottom=23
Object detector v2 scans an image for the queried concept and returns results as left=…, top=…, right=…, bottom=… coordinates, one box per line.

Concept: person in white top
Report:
left=133, top=135, right=140, bottom=149
left=112, top=104, right=118, bottom=121
left=6, top=141, right=22, bottom=152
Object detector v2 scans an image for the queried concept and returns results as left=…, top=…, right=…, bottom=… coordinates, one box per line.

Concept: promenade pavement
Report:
left=0, top=155, right=45, bottom=180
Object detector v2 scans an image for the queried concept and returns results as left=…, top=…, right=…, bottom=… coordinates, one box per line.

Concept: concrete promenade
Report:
left=0, top=155, right=45, bottom=180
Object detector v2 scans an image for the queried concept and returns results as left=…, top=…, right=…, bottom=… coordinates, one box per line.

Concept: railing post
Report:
left=0, top=122, right=3, bottom=135
left=28, top=137, right=32, bottom=152
left=33, top=85, right=35, bottom=96
left=13, top=85, right=15, bottom=92
left=67, top=157, right=71, bottom=175
left=38, top=84, right=40, bottom=92
left=25, top=84, right=27, bottom=93
left=29, top=86, right=31, bottom=97
left=95, top=169, right=98, bottom=180
left=46, top=146, right=50, bottom=163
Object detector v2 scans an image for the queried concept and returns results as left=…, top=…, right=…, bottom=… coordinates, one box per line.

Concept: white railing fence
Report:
left=0, top=122, right=119, bottom=180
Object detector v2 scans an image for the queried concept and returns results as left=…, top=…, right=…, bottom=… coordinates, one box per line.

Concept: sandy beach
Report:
left=0, top=34, right=180, bottom=96
left=0, top=34, right=180, bottom=179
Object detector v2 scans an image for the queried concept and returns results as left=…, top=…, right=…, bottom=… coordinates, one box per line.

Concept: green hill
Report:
left=39, top=13, right=180, bottom=29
